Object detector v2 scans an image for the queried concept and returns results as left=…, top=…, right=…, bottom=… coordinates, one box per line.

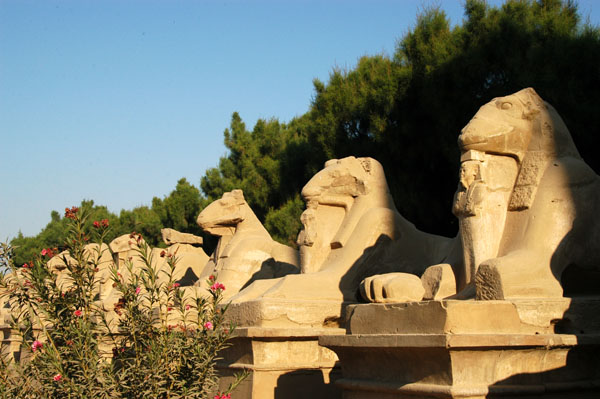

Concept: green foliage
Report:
left=202, top=114, right=274, bottom=214
left=201, top=114, right=309, bottom=240
left=153, top=178, right=204, bottom=236
left=264, top=195, right=305, bottom=246
left=0, top=207, right=245, bottom=398
left=307, top=55, right=402, bottom=160
left=114, top=205, right=163, bottom=247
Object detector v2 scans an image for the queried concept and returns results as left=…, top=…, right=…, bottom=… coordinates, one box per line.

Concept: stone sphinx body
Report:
left=196, top=189, right=300, bottom=300
left=229, top=156, right=452, bottom=304
left=364, top=88, right=600, bottom=302
left=2, top=230, right=210, bottom=326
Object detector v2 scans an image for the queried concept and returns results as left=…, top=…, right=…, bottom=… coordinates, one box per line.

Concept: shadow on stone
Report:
left=274, top=369, right=342, bottom=399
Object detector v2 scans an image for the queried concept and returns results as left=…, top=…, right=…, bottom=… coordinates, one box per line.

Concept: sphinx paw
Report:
left=421, top=263, right=457, bottom=300
left=360, top=273, right=425, bottom=303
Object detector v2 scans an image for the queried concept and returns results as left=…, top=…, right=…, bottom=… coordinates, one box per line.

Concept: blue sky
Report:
left=1, top=0, right=599, bottom=241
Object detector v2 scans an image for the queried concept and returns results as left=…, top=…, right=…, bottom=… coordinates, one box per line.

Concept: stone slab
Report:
left=345, top=298, right=600, bottom=335
left=320, top=333, right=585, bottom=349
left=217, top=326, right=344, bottom=399
left=225, top=298, right=350, bottom=328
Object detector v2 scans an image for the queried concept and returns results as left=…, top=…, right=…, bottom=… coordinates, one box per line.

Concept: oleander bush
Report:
left=0, top=206, right=245, bottom=399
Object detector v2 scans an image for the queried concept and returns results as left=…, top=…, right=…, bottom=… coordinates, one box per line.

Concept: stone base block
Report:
left=218, top=326, right=344, bottom=399
left=319, top=299, right=600, bottom=398
left=345, top=298, right=600, bottom=335
left=225, top=298, right=350, bottom=328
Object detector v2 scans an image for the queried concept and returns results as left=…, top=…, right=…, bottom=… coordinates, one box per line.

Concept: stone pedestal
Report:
left=217, top=326, right=343, bottom=399
left=218, top=299, right=349, bottom=399
left=319, top=299, right=600, bottom=399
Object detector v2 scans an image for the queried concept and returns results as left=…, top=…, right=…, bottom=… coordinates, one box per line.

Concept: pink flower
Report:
left=210, top=282, right=225, bottom=292
left=41, top=248, right=55, bottom=258
left=185, top=304, right=191, bottom=311
left=173, top=282, right=180, bottom=288
left=73, top=309, right=82, bottom=317
left=31, top=340, right=43, bottom=352
left=135, top=286, right=141, bottom=295
left=94, top=219, right=109, bottom=228
left=53, top=373, right=62, bottom=382
left=203, top=321, right=213, bottom=330
left=64, top=206, right=79, bottom=219
left=112, top=347, right=125, bottom=356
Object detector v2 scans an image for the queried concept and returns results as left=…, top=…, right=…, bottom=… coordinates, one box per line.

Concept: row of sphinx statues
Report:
left=20, top=88, right=600, bottom=313
left=190, top=87, right=600, bottom=305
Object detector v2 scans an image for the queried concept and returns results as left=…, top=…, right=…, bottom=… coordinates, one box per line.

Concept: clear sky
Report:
left=1, top=0, right=598, bottom=241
